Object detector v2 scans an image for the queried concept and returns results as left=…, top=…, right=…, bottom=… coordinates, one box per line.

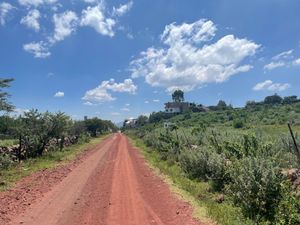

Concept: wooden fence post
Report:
left=288, top=123, right=300, bottom=162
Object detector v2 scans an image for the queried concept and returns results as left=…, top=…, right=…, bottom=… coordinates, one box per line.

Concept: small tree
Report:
left=48, top=112, right=71, bottom=150
left=0, top=78, right=14, bottom=112
left=17, top=110, right=71, bottom=157
left=172, top=90, right=184, bottom=102
left=70, top=120, right=86, bottom=138
left=17, top=110, right=52, bottom=157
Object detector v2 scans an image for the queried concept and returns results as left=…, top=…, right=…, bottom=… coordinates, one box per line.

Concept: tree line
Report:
left=138, top=90, right=300, bottom=125
left=0, top=78, right=117, bottom=162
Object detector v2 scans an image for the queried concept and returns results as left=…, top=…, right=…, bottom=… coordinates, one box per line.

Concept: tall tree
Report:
left=0, top=78, right=14, bottom=112
left=264, top=94, right=283, bottom=105
left=217, top=100, right=227, bottom=110
left=172, top=90, right=184, bottom=102
left=136, top=115, right=148, bottom=127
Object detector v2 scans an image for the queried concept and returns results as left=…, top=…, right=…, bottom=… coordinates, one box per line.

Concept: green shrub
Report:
left=158, top=132, right=180, bottom=154
left=207, top=152, right=229, bottom=191
left=179, top=148, right=211, bottom=180
left=0, top=154, right=14, bottom=169
left=227, top=157, right=282, bottom=223
left=179, top=148, right=229, bottom=191
left=144, top=132, right=159, bottom=148
left=233, top=120, right=244, bottom=129
left=78, top=134, right=91, bottom=144
left=223, top=141, right=244, bottom=159
left=275, top=182, right=300, bottom=225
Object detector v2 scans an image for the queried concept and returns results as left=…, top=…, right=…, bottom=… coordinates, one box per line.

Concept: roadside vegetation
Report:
left=0, top=135, right=108, bottom=191
left=125, top=90, right=300, bottom=225
left=131, top=137, right=253, bottom=225
left=0, top=78, right=117, bottom=190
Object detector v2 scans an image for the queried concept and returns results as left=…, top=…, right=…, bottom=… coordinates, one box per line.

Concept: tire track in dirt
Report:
left=126, top=140, right=201, bottom=225
left=56, top=134, right=120, bottom=225
left=9, top=134, right=118, bottom=225
left=106, top=134, right=165, bottom=225
left=105, top=134, right=202, bottom=225
left=0, top=135, right=114, bottom=225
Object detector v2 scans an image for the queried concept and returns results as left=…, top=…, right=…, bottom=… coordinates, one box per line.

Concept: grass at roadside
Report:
left=130, top=137, right=253, bottom=225
left=0, top=139, right=18, bottom=147
left=0, top=135, right=109, bottom=191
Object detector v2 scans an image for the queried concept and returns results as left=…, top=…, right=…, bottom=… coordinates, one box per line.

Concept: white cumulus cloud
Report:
left=161, top=19, right=217, bottom=45
left=54, top=91, right=64, bottom=97
left=80, top=3, right=116, bottom=37
left=51, top=11, right=79, bottom=43
left=112, top=1, right=133, bottom=17
left=23, top=10, right=78, bottom=57
left=82, top=78, right=137, bottom=104
left=0, top=2, right=14, bottom=26
left=20, top=9, right=41, bottom=32
left=18, top=0, right=57, bottom=7
left=293, top=58, right=300, bottom=66
left=83, top=0, right=98, bottom=3
left=253, top=80, right=290, bottom=92
left=23, top=41, right=51, bottom=58
left=272, top=49, right=294, bottom=61
left=84, top=101, right=97, bottom=106
left=264, top=61, right=285, bottom=71
left=19, top=1, right=132, bottom=58
left=263, top=49, right=295, bottom=71
left=130, top=19, right=259, bottom=92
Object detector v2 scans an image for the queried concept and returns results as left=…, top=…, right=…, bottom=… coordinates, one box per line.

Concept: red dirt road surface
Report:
left=2, top=134, right=203, bottom=225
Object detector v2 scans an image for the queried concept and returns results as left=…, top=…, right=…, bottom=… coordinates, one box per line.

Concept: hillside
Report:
left=126, top=99, right=300, bottom=225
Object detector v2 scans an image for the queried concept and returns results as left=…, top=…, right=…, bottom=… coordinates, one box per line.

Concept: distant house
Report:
left=164, top=102, right=190, bottom=114
left=163, top=122, right=175, bottom=129
left=123, top=118, right=137, bottom=128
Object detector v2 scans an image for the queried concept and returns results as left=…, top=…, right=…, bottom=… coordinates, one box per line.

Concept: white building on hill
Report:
left=164, top=102, right=190, bottom=113
left=123, top=118, right=137, bottom=128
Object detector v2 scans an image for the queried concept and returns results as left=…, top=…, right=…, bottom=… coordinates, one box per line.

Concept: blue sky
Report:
left=1, top=0, right=300, bottom=122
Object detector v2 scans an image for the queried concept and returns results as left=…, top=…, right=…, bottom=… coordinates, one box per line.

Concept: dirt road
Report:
left=4, top=134, right=202, bottom=225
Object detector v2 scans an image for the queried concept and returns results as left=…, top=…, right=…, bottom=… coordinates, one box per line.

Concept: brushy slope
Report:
left=127, top=102, right=300, bottom=225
